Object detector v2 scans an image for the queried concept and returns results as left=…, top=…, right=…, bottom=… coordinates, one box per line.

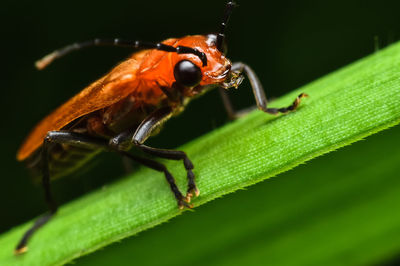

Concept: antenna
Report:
left=216, top=1, right=237, bottom=53
left=35, top=39, right=207, bottom=70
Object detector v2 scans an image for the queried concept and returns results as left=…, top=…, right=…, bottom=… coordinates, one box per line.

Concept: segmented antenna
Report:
left=216, top=1, right=237, bottom=53
left=35, top=38, right=207, bottom=70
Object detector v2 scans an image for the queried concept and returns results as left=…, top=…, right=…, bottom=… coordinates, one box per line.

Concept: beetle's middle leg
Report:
left=110, top=106, right=199, bottom=203
left=133, top=144, right=198, bottom=203
left=219, top=62, right=308, bottom=119
left=118, top=151, right=192, bottom=209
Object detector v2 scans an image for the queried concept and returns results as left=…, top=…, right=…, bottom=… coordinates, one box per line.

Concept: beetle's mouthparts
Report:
left=221, top=70, right=244, bottom=89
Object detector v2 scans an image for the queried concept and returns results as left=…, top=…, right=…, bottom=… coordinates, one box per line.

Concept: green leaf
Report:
left=1, top=39, right=400, bottom=265
left=76, top=120, right=400, bottom=266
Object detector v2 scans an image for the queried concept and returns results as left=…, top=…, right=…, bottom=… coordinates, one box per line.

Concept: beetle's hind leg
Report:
left=15, top=131, right=108, bottom=255
left=219, top=62, right=308, bottom=119
left=16, top=134, right=60, bottom=254
left=15, top=137, right=58, bottom=254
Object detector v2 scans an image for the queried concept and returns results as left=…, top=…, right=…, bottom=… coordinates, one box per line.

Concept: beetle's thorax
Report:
left=137, top=35, right=232, bottom=98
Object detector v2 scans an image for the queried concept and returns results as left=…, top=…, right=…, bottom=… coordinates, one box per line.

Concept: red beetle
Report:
left=15, top=1, right=307, bottom=254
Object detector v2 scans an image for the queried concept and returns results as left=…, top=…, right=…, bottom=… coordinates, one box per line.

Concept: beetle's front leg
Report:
left=219, top=62, right=308, bottom=119
left=109, top=106, right=199, bottom=207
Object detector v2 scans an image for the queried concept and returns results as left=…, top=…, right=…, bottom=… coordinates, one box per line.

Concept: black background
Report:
left=1, top=0, right=400, bottom=240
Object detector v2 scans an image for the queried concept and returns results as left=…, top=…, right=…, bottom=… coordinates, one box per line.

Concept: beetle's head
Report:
left=140, top=1, right=240, bottom=97
left=168, top=2, right=242, bottom=96
left=167, top=34, right=240, bottom=95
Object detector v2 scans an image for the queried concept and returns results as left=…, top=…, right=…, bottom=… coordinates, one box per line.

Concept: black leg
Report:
left=121, top=156, right=134, bottom=173
left=118, top=107, right=199, bottom=202
left=15, top=213, right=54, bottom=254
left=218, top=87, right=259, bottom=120
left=219, top=62, right=308, bottom=119
left=118, top=151, right=191, bottom=209
left=133, top=144, right=198, bottom=202
left=15, top=131, right=109, bottom=255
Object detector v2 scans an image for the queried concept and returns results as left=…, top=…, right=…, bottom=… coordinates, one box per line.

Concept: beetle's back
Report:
left=17, top=50, right=149, bottom=161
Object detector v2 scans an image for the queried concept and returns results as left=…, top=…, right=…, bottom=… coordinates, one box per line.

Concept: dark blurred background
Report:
left=1, top=0, right=400, bottom=248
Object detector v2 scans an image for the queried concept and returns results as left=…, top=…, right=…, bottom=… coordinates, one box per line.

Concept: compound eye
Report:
left=173, top=60, right=202, bottom=87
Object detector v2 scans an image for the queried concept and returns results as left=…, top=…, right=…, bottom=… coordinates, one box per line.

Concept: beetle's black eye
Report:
left=173, top=60, right=202, bottom=87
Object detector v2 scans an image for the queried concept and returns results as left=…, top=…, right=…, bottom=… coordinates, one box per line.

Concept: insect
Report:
left=15, top=1, right=307, bottom=254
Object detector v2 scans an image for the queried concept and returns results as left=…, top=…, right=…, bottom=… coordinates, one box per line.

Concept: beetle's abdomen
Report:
left=25, top=143, right=101, bottom=181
